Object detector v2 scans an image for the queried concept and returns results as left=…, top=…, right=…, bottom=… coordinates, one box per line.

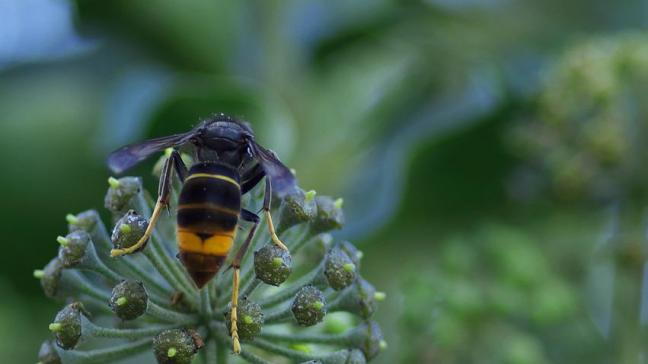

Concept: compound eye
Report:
left=190, top=134, right=202, bottom=145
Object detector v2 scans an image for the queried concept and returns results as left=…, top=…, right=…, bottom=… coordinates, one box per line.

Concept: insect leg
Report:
left=111, top=150, right=187, bottom=257
left=262, top=178, right=289, bottom=251
left=229, top=209, right=260, bottom=354
left=170, top=150, right=188, bottom=182
left=240, top=163, right=265, bottom=194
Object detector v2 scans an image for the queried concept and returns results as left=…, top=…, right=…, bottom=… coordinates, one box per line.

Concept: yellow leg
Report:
left=264, top=210, right=288, bottom=251
left=230, top=268, right=241, bottom=354
left=110, top=199, right=165, bottom=257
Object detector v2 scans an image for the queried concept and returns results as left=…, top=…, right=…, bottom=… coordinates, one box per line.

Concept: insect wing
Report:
left=108, top=132, right=195, bottom=174
left=249, top=142, right=297, bottom=197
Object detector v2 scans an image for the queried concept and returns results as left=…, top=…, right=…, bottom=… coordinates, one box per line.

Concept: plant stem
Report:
left=120, top=258, right=173, bottom=300
left=80, top=246, right=123, bottom=283
left=325, top=289, right=345, bottom=311
left=290, top=229, right=316, bottom=255
left=259, top=330, right=349, bottom=345
left=241, top=278, right=261, bottom=299
left=61, top=338, right=152, bottom=363
left=85, top=319, right=174, bottom=339
left=208, top=279, right=218, bottom=306
left=263, top=303, right=294, bottom=324
left=216, top=341, right=228, bottom=364
left=151, top=230, right=197, bottom=295
left=64, top=270, right=109, bottom=302
left=86, top=214, right=113, bottom=254
left=80, top=294, right=112, bottom=314
left=204, top=336, right=218, bottom=364
left=239, top=349, right=276, bottom=364
left=258, top=263, right=323, bottom=307
left=147, top=300, right=198, bottom=324
left=210, top=323, right=233, bottom=362
left=248, top=338, right=316, bottom=362
left=143, top=247, right=196, bottom=308
left=201, top=287, right=213, bottom=318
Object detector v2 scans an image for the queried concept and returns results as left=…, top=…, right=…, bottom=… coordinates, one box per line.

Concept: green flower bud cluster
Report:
left=35, top=168, right=384, bottom=363
left=509, top=33, right=648, bottom=201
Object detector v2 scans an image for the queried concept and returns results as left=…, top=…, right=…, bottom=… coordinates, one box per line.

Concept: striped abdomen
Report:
left=177, top=162, right=241, bottom=288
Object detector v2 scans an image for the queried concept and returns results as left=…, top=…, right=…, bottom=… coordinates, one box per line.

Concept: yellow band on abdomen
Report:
left=177, top=229, right=236, bottom=255
left=184, top=173, right=240, bottom=189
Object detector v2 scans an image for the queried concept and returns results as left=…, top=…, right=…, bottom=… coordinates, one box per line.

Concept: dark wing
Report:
left=108, top=132, right=196, bottom=174
left=248, top=141, right=297, bottom=197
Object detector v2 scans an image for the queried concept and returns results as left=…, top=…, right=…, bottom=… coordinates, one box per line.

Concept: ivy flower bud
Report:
left=39, top=258, right=64, bottom=299
left=50, top=302, right=85, bottom=350
left=333, top=278, right=378, bottom=319
left=277, top=188, right=318, bottom=234
left=325, top=246, right=357, bottom=291
left=111, top=210, right=149, bottom=251
left=303, top=233, right=335, bottom=264
left=57, top=231, right=91, bottom=268
left=225, top=297, right=264, bottom=341
left=104, top=177, right=142, bottom=216
left=311, top=196, right=345, bottom=234
left=37, top=340, right=61, bottom=364
left=339, top=241, right=363, bottom=269
left=67, top=210, right=100, bottom=235
left=110, top=280, right=148, bottom=321
left=324, top=312, right=354, bottom=334
left=153, top=329, right=203, bottom=364
left=314, top=233, right=334, bottom=250
left=292, top=285, right=327, bottom=326
left=254, top=244, right=293, bottom=286
left=347, top=321, right=384, bottom=360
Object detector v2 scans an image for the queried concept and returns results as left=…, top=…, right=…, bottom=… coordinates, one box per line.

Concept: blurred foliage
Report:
left=399, top=225, right=578, bottom=364
left=3, top=0, right=648, bottom=363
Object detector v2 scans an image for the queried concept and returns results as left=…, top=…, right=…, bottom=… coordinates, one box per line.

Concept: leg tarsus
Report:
left=111, top=198, right=165, bottom=256
left=230, top=268, right=241, bottom=354
left=263, top=178, right=289, bottom=251
left=228, top=218, right=259, bottom=354
left=265, top=210, right=288, bottom=251
left=111, top=150, right=186, bottom=257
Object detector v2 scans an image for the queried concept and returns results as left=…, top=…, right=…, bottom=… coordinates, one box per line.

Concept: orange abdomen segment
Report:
left=176, top=229, right=238, bottom=289
left=177, top=229, right=237, bottom=255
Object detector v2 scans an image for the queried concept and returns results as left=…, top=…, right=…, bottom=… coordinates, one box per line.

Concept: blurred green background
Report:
left=3, top=0, right=648, bottom=362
